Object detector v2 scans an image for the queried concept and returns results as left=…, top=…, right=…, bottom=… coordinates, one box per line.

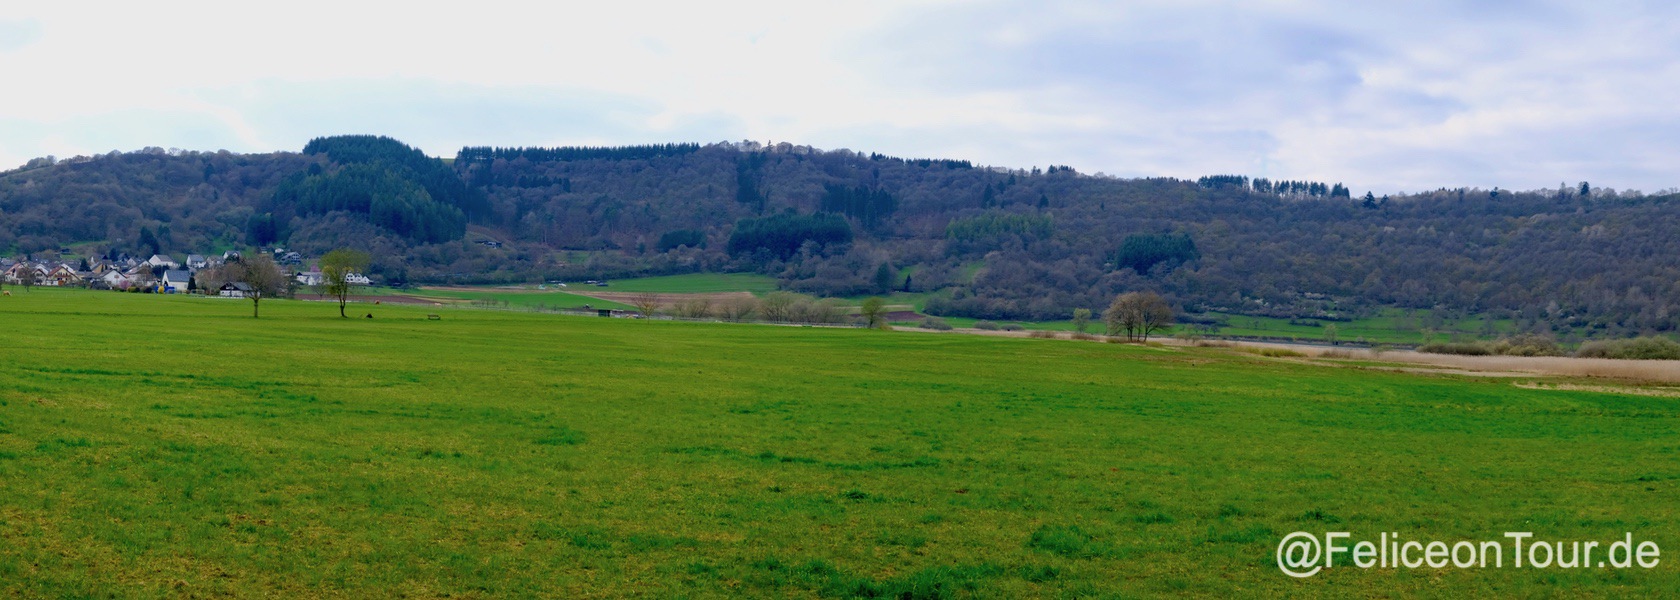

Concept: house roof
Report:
left=163, top=270, right=192, bottom=282
left=222, top=282, right=253, bottom=291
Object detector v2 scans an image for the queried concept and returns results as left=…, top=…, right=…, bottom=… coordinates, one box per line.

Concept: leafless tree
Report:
left=1104, top=291, right=1173, bottom=341
left=630, top=291, right=661, bottom=317
left=224, top=254, right=289, bottom=318
left=675, top=297, right=714, bottom=319
left=720, top=296, right=759, bottom=322
left=759, top=291, right=797, bottom=322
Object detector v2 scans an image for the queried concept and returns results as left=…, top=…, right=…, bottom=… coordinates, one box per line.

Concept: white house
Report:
left=219, top=282, right=252, bottom=298
left=297, top=271, right=371, bottom=286
left=185, top=254, right=208, bottom=270
left=161, top=270, right=193, bottom=293
left=46, top=264, right=82, bottom=287
left=143, top=254, right=179, bottom=270
left=100, top=270, right=132, bottom=289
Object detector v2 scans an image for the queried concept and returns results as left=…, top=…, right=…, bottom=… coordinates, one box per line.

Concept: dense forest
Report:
left=2, top=136, right=1678, bottom=339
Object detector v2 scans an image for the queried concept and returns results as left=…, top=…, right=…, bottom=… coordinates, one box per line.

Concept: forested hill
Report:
left=2, top=136, right=1678, bottom=337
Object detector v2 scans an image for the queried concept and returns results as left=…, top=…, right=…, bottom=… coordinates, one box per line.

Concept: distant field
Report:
left=1203, top=309, right=1516, bottom=346
left=0, top=289, right=1673, bottom=597
left=595, top=273, right=779, bottom=294
left=409, top=287, right=633, bottom=311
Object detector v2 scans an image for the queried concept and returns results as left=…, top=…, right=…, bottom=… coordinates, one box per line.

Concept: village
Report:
left=0, top=248, right=370, bottom=297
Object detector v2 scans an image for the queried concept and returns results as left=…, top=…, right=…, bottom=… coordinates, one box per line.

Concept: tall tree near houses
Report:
left=225, top=254, right=288, bottom=318
left=319, top=248, right=371, bottom=318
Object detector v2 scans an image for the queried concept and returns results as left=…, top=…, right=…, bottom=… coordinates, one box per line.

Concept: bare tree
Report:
left=17, top=266, right=36, bottom=292
left=1104, top=291, right=1173, bottom=341
left=759, top=291, right=797, bottom=322
left=811, top=298, right=843, bottom=324
left=195, top=266, right=228, bottom=295
left=225, top=254, right=288, bottom=318
left=319, top=248, right=371, bottom=318
left=675, top=297, right=714, bottom=319
left=630, top=291, right=661, bottom=317
left=1134, top=293, right=1173, bottom=341
left=720, top=296, right=759, bottom=322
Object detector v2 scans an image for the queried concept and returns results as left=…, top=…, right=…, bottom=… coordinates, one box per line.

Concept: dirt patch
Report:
left=884, top=311, right=922, bottom=321
left=909, top=330, right=1680, bottom=384
left=1360, top=366, right=1535, bottom=378
left=1170, top=339, right=1680, bottom=383
left=1514, top=382, right=1680, bottom=397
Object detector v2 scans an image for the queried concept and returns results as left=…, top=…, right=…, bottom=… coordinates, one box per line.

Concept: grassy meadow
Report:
left=406, top=288, right=634, bottom=311
left=0, top=289, right=1674, bottom=597
left=595, top=273, right=779, bottom=294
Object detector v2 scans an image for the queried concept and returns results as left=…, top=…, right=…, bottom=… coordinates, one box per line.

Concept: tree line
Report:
left=6, top=138, right=1680, bottom=340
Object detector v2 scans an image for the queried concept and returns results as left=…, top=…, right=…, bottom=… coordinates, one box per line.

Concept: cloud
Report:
left=195, top=78, right=751, bottom=156
left=2, top=2, right=1680, bottom=194
left=0, top=19, right=41, bottom=53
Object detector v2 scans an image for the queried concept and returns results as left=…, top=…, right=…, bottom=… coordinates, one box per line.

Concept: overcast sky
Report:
left=2, top=1, right=1677, bottom=194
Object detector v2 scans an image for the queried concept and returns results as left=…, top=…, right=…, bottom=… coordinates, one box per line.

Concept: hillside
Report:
left=3, top=137, right=1678, bottom=338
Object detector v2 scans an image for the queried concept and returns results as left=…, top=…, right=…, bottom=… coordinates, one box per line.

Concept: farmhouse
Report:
left=4, top=262, right=44, bottom=284
left=100, top=270, right=132, bottom=289
left=219, top=282, right=253, bottom=298
left=143, top=254, right=179, bottom=270
left=47, top=265, right=82, bottom=287
left=161, top=270, right=193, bottom=293
left=296, top=271, right=323, bottom=286
left=186, top=254, right=208, bottom=270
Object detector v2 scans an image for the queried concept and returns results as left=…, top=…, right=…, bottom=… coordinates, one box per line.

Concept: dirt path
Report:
left=895, top=326, right=1680, bottom=384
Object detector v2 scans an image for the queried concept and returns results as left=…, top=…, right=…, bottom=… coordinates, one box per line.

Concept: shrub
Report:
left=1001, top=323, right=1024, bottom=331
left=973, top=321, right=1000, bottom=331
left=1417, top=341, right=1493, bottom=356
left=1576, top=336, right=1680, bottom=360
left=1070, top=332, right=1098, bottom=341
left=917, top=316, right=953, bottom=331
left=1491, top=334, right=1563, bottom=357
left=1244, top=347, right=1304, bottom=358
left=1028, top=330, right=1058, bottom=339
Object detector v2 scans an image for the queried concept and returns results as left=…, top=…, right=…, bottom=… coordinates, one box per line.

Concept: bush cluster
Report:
left=1576, top=336, right=1680, bottom=360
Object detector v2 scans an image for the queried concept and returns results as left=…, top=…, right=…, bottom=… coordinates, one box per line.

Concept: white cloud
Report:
left=2, top=1, right=1679, bottom=194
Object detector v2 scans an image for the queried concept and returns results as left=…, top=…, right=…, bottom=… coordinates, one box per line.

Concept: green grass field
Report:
left=0, top=289, right=1673, bottom=597
left=1202, top=309, right=1517, bottom=346
left=407, top=287, right=634, bottom=311
left=597, top=273, right=779, bottom=294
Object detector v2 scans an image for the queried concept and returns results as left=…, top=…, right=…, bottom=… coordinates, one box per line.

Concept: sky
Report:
left=2, top=0, right=1678, bottom=195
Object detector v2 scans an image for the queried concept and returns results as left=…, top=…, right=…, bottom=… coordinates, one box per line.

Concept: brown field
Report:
left=900, top=327, right=1680, bottom=384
